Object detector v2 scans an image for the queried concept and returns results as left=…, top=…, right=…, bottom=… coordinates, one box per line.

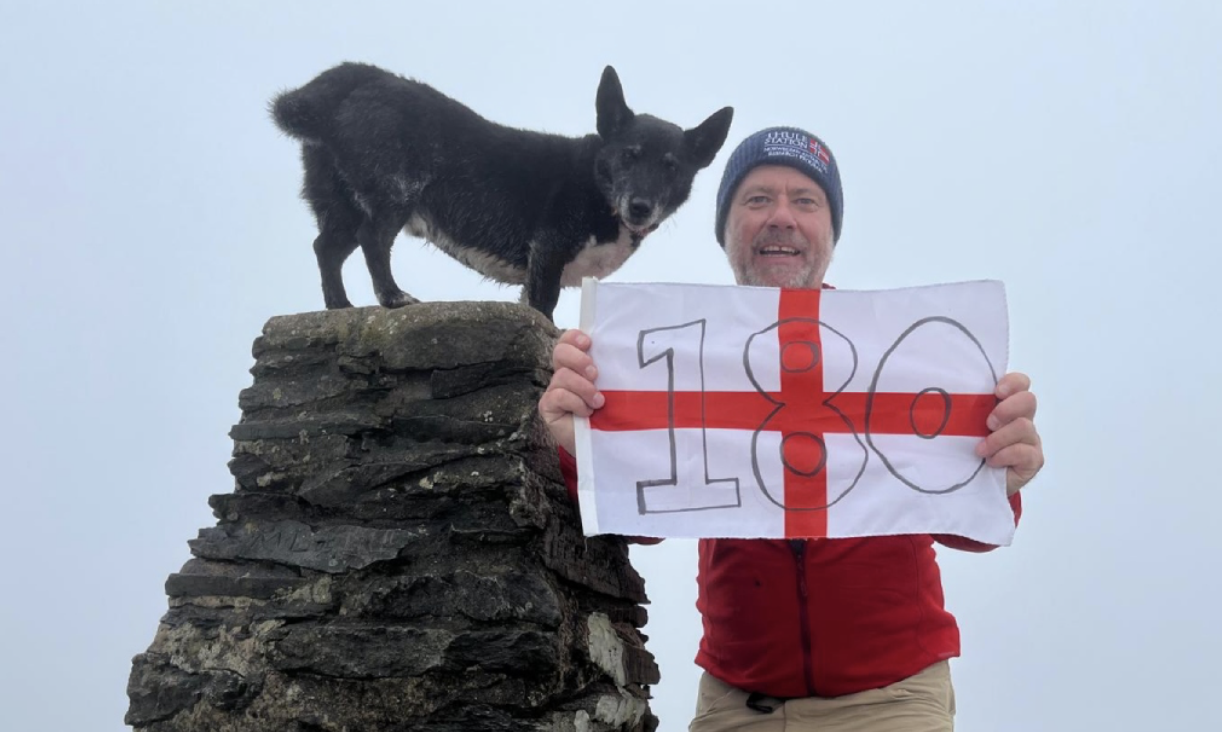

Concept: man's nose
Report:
left=767, top=200, right=797, bottom=228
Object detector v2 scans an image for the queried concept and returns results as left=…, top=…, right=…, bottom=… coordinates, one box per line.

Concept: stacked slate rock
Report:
left=126, top=303, right=659, bottom=732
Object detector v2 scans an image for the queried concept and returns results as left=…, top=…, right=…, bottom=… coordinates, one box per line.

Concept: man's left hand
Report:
left=976, top=372, right=1045, bottom=496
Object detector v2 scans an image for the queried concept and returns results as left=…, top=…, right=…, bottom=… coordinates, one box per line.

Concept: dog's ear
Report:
left=684, top=107, right=735, bottom=169
left=596, top=66, right=634, bottom=139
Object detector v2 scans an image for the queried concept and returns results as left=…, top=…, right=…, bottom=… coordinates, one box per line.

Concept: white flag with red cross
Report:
left=573, top=279, right=1015, bottom=545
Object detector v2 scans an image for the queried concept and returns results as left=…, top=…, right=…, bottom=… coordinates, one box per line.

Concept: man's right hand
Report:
left=538, top=329, right=604, bottom=455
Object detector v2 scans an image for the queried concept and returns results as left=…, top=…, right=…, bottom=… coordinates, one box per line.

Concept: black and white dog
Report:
left=271, top=63, right=733, bottom=320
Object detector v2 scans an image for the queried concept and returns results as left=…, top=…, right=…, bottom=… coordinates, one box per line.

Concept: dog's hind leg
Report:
left=313, top=205, right=368, bottom=309
left=303, top=146, right=361, bottom=309
left=357, top=210, right=419, bottom=309
left=314, top=229, right=359, bottom=309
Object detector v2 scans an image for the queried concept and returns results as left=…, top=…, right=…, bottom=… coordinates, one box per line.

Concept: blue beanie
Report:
left=714, top=126, right=844, bottom=247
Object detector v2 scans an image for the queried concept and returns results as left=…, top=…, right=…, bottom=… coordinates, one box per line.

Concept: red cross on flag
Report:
left=573, top=279, right=1014, bottom=546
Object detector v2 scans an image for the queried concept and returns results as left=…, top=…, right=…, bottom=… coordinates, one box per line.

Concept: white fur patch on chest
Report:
left=404, top=214, right=527, bottom=284
left=560, top=225, right=640, bottom=287
left=403, top=216, right=640, bottom=288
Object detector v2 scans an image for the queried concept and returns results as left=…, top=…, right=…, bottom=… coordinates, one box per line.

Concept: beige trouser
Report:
left=688, top=661, right=955, bottom=732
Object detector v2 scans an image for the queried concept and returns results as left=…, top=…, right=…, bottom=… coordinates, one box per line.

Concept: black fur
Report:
left=271, top=62, right=733, bottom=320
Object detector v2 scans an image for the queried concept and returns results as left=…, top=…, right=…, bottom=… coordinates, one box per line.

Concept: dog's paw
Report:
left=379, top=290, right=421, bottom=309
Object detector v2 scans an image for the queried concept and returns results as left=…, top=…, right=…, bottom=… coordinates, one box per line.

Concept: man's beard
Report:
left=731, top=229, right=829, bottom=289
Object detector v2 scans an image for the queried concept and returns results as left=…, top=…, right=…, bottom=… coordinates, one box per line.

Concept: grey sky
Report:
left=2, top=1, right=1219, bottom=729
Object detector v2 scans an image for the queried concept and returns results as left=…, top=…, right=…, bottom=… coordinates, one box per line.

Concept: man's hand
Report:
left=976, top=372, right=1045, bottom=496
left=538, top=329, right=604, bottom=455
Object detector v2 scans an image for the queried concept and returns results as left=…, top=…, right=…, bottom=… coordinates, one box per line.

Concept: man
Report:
left=538, top=127, right=1045, bottom=731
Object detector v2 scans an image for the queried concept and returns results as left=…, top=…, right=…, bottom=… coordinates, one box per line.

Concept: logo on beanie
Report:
left=762, top=130, right=830, bottom=175
left=810, top=139, right=831, bottom=165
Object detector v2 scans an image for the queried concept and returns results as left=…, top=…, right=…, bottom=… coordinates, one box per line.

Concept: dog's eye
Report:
left=621, top=146, right=642, bottom=163
left=662, top=153, right=679, bottom=172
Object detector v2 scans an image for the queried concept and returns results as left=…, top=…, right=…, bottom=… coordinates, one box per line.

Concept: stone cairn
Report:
left=126, top=303, right=659, bottom=731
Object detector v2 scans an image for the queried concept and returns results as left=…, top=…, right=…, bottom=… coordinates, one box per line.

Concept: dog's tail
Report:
left=270, top=62, right=388, bottom=143
left=270, top=87, right=326, bottom=142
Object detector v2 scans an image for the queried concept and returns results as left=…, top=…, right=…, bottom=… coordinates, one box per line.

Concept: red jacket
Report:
left=558, top=447, right=1021, bottom=698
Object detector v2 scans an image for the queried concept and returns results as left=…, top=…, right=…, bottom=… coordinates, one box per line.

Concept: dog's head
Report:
left=593, top=66, right=734, bottom=238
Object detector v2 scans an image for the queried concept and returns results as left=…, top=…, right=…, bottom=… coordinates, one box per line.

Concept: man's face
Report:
left=723, top=165, right=834, bottom=289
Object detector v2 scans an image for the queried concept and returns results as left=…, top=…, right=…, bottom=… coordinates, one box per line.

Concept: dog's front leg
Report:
left=523, top=240, right=568, bottom=322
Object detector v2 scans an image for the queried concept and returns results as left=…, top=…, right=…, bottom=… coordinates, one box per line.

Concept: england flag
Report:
left=573, top=279, right=1015, bottom=545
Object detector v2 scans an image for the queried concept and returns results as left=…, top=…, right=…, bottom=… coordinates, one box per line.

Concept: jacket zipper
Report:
left=790, top=539, right=816, bottom=696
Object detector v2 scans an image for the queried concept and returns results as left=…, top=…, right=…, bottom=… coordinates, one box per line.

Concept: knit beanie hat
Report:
left=714, top=126, right=843, bottom=246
